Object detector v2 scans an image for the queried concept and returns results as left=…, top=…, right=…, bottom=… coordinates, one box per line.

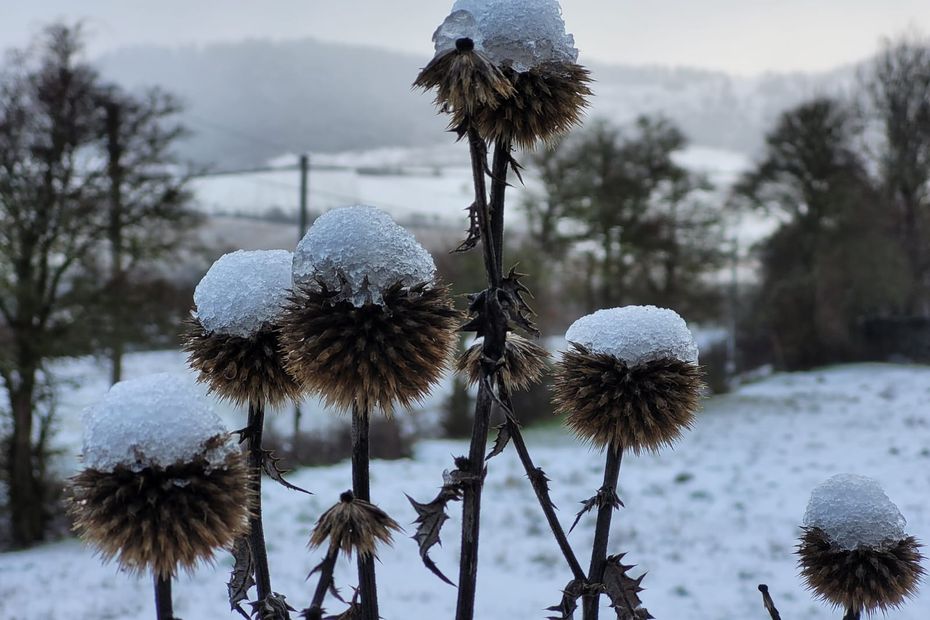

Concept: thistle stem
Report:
left=467, top=126, right=499, bottom=287
left=489, top=139, right=511, bottom=274
left=843, top=608, right=861, bottom=620
left=352, top=403, right=378, bottom=620
left=582, top=443, right=624, bottom=620
left=500, top=385, right=585, bottom=581
left=153, top=573, right=173, bottom=620
left=304, top=546, right=340, bottom=620
left=757, top=584, right=782, bottom=620
left=247, top=398, right=274, bottom=605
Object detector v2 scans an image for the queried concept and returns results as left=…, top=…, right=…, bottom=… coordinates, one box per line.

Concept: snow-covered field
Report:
left=1, top=353, right=928, bottom=620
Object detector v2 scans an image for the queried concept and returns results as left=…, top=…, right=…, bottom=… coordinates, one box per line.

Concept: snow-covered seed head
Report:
left=281, top=206, right=459, bottom=413
left=429, top=0, right=590, bottom=146
left=797, top=475, right=924, bottom=615
left=457, top=332, right=549, bottom=391
left=69, top=374, right=252, bottom=578
left=308, top=491, right=402, bottom=559
left=183, top=249, right=300, bottom=407
left=552, top=306, right=703, bottom=453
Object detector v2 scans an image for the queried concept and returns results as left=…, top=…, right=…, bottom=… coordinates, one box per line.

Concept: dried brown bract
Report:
left=552, top=344, right=703, bottom=454
left=477, top=62, right=592, bottom=148
left=798, top=527, right=924, bottom=615
left=457, top=332, right=549, bottom=391
left=182, top=315, right=301, bottom=408
left=415, top=38, right=515, bottom=135
left=69, top=448, right=252, bottom=578
left=309, top=491, right=402, bottom=559
left=280, top=280, right=459, bottom=414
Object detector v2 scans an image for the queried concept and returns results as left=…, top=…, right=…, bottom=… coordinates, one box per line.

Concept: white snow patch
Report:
left=565, top=305, right=699, bottom=366
left=434, top=0, right=578, bottom=73
left=803, top=474, right=908, bottom=551
left=81, top=373, right=236, bottom=472
left=193, top=249, right=293, bottom=338
left=293, top=205, right=437, bottom=307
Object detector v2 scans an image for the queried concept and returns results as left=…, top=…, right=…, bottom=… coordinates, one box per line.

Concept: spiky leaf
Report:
left=262, top=450, right=312, bottom=495
left=602, top=555, right=653, bottom=620
left=546, top=579, right=585, bottom=619
left=228, top=537, right=255, bottom=619
left=486, top=423, right=511, bottom=460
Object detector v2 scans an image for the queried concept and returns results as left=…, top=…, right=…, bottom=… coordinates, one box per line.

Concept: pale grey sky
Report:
left=2, top=1, right=928, bottom=75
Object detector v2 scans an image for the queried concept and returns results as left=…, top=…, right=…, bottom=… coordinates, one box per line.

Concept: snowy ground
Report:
left=1, top=354, right=928, bottom=620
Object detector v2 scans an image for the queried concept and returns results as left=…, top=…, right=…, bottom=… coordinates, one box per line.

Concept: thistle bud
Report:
left=69, top=374, right=251, bottom=578
left=552, top=306, right=703, bottom=453
left=457, top=332, right=549, bottom=391
left=280, top=206, right=459, bottom=413
left=309, top=491, right=402, bottom=559
left=798, top=474, right=924, bottom=615
left=183, top=249, right=301, bottom=407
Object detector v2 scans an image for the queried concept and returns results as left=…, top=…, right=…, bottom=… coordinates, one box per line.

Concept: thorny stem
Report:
left=582, top=444, right=624, bottom=620
left=304, top=546, right=340, bottom=620
left=247, top=398, right=274, bottom=607
left=499, top=384, right=586, bottom=582
left=352, top=403, right=378, bottom=620
left=467, top=126, right=500, bottom=287
left=154, top=573, right=173, bottom=620
left=489, top=138, right=512, bottom=275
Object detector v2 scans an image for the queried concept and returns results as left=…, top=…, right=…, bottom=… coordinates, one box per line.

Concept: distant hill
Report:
left=96, top=38, right=856, bottom=168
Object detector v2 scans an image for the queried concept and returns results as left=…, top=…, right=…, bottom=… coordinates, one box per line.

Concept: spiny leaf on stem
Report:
left=262, top=450, right=312, bottom=495
left=485, top=422, right=511, bottom=460
left=228, top=536, right=255, bottom=619
left=546, top=578, right=585, bottom=620
left=453, top=202, right=482, bottom=253
left=249, top=592, right=295, bottom=620
left=570, top=488, right=623, bottom=533
left=602, top=555, right=653, bottom=620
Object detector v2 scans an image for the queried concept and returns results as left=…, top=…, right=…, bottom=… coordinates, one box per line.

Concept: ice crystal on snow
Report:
left=292, top=205, right=437, bottom=307
left=193, top=249, right=292, bottom=338
left=82, top=373, right=236, bottom=472
left=433, top=0, right=578, bottom=73
left=803, top=474, right=907, bottom=551
left=565, top=305, right=699, bottom=366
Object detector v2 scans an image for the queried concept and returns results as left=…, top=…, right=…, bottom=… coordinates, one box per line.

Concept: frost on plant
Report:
left=803, top=474, right=908, bottom=551
left=81, top=373, right=236, bottom=472
left=565, top=305, right=699, bottom=366
left=193, top=249, right=293, bottom=339
left=433, top=0, right=579, bottom=73
left=292, top=205, right=437, bottom=307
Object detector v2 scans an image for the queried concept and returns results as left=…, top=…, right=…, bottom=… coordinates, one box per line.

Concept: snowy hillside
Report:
left=1, top=353, right=928, bottom=619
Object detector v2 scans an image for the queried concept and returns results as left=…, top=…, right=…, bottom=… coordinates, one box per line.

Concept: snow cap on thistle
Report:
left=308, top=490, right=402, bottom=559
left=553, top=305, right=702, bottom=453
left=798, top=474, right=924, bottom=614
left=184, top=249, right=300, bottom=407
left=429, top=0, right=591, bottom=146
left=70, top=374, right=251, bottom=578
left=282, top=206, right=459, bottom=413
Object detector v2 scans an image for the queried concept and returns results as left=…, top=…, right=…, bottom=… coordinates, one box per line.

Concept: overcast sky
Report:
left=2, top=1, right=928, bottom=75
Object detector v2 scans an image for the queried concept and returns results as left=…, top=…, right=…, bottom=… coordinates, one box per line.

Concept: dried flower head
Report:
left=798, top=528, right=923, bottom=614
left=183, top=316, right=300, bottom=407
left=457, top=332, right=549, bottom=391
left=70, top=450, right=252, bottom=578
left=309, top=491, right=402, bottom=558
left=552, top=306, right=702, bottom=453
left=69, top=374, right=251, bottom=578
left=797, top=474, right=925, bottom=614
left=415, top=37, right=515, bottom=134
left=184, top=250, right=299, bottom=407
left=477, top=62, right=592, bottom=148
left=282, top=281, right=459, bottom=414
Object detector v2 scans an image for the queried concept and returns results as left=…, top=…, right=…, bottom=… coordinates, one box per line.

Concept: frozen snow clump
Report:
left=194, top=249, right=292, bottom=338
left=293, top=205, right=436, bottom=307
left=434, top=0, right=578, bottom=73
left=565, top=305, right=699, bottom=366
left=803, top=474, right=907, bottom=551
left=82, top=373, right=236, bottom=472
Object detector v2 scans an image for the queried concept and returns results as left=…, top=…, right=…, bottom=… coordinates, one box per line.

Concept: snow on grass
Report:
left=1, top=356, right=929, bottom=619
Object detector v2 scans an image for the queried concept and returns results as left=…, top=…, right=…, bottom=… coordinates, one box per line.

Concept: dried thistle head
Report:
left=281, top=281, right=459, bottom=414
left=457, top=332, right=549, bottom=391
left=309, top=491, right=401, bottom=558
left=70, top=448, right=252, bottom=578
left=477, top=62, right=592, bottom=148
left=553, top=344, right=703, bottom=454
left=185, top=249, right=298, bottom=407
left=798, top=527, right=924, bottom=614
left=415, top=37, right=515, bottom=134
left=183, top=316, right=301, bottom=407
